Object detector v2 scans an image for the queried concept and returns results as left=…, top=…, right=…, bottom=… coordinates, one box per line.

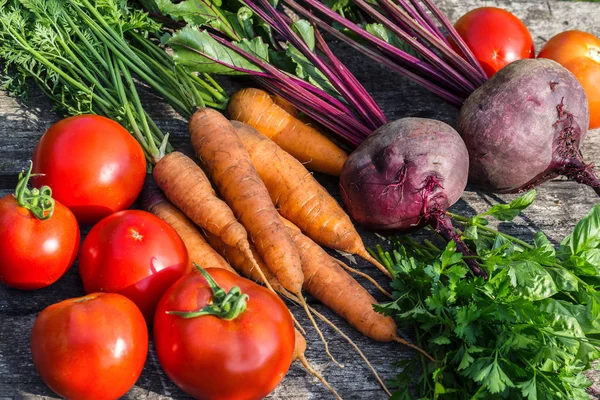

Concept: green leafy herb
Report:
left=376, top=192, right=600, bottom=399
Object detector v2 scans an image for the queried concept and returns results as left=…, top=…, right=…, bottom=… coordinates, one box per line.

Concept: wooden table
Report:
left=1, top=0, right=600, bottom=398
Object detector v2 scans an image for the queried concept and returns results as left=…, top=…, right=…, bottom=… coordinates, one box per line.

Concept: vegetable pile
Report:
left=0, top=0, right=600, bottom=399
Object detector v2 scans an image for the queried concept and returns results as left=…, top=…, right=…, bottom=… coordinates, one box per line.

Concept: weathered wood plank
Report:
left=1, top=0, right=600, bottom=399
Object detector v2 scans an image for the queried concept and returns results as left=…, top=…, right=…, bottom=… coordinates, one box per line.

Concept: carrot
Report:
left=140, top=180, right=235, bottom=273
left=231, top=120, right=391, bottom=278
left=189, top=108, right=304, bottom=296
left=227, top=88, right=348, bottom=176
left=281, top=218, right=396, bottom=341
left=270, top=94, right=298, bottom=118
left=204, top=231, right=285, bottom=294
left=152, top=151, right=254, bottom=257
left=292, top=329, right=342, bottom=400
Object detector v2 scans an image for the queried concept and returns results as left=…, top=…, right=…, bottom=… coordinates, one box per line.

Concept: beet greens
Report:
left=284, top=0, right=600, bottom=197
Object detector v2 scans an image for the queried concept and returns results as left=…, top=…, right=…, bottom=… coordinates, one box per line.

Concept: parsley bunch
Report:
left=375, top=191, right=600, bottom=399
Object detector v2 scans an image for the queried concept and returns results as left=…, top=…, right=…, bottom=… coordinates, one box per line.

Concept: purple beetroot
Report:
left=340, top=117, right=486, bottom=278
left=458, top=58, right=600, bottom=195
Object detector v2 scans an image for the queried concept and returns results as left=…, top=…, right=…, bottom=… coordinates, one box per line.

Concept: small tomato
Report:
left=30, top=292, right=148, bottom=400
left=538, top=30, right=600, bottom=130
left=452, top=7, right=535, bottom=77
left=78, top=210, right=189, bottom=322
left=0, top=163, right=79, bottom=289
left=154, top=267, right=295, bottom=400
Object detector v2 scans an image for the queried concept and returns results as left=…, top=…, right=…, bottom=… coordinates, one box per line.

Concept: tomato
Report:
left=78, top=210, right=189, bottom=322
left=154, top=268, right=294, bottom=400
left=31, top=292, right=148, bottom=400
left=0, top=163, right=79, bottom=290
left=452, top=7, right=535, bottom=78
left=538, top=30, right=600, bottom=130
left=32, top=115, right=146, bottom=225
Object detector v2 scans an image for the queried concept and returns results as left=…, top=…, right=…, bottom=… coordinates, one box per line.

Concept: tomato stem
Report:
left=167, top=264, right=248, bottom=320
left=14, top=161, right=55, bottom=220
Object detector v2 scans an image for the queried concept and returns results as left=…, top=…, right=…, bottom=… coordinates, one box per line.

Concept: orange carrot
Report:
left=140, top=180, right=235, bottom=273
left=292, top=329, right=342, bottom=400
left=227, top=88, right=348, bottom=176
left=270, top=94, right=298, bottom=118
left=204, top=231, right=284, bottom=294
left=189, top=108, right=304, bottom=296
left=281, top=218, right=397, bottom=342
left=232, top=120, right=391, bottom=278
left=152, top=151, right=253, bottom=257
left=282, top=218, right=433, bottom=361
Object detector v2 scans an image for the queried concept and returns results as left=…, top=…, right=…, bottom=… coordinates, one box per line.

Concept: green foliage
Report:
left=376, top=192, right=600, bottom=399
left=0, top=0, right=228, bottom=162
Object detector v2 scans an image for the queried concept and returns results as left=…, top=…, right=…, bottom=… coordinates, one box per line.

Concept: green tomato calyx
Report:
left=14, top=161, right=55, bottom=221
left=167, top=264, right=248, bottom=321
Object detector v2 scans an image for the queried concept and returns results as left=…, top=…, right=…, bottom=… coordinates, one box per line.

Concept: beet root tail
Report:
left=561, top=156, right=600, bottom=197
left=429, top=212, right=488, bottom=279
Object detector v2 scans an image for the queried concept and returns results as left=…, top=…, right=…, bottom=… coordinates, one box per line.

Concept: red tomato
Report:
left=538, top=30, right=600, bottom=130
left=78, top=210, right=189, bottom=322
left=32, top=115, right=146, bottom=225
left=0, top=165, right=79, bottom=290
left=154, top=268, right=294, bottom=400
left=452, top=7, right=535, bottom=78
left=31, top=292, right=148, bottom=400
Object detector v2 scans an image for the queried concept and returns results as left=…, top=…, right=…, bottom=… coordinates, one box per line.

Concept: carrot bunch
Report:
left=142, top=105, right=432, bottom=397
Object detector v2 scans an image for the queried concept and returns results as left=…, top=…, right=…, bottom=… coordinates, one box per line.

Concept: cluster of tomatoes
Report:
left=0, top=115, right=294, bottom=400
left=452, top=7, right=600, bottom=130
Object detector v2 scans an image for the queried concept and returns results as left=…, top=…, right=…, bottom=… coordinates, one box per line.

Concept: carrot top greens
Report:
left=0, top=0, right=228, bottom=163
left=374, top=191, right=600, bottom=399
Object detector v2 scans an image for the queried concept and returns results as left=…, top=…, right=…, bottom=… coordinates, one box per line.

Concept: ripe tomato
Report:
left=79, top=210, right=189, bottom=322
left=31, top=292, right=148, bottom=400
left=32, top=115, right=146, bottom=225
left=452, top=7, right=534, bottom=78
left=538, top=30, right=600, bottom=130
left=154, top=268, right=295, bottom=400
left=0, top=164, right=79, bottom=290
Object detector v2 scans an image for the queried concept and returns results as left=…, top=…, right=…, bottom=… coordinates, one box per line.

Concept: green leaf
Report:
left=168, top=27, right=261, bottom=75
left=235, top=37, right=269, bottom=61
left=457, top=347, right=475, bottom=370
left=155, top=0, right=241, bottom=40
left=563, top=253, right=600, bottom=276
left=454, top=303, right=481, bottom=344
left=285, top=45, right=338, bottom=95
left=560, top=204, right=600, bottom=256
left=440, top=241, right=462, bottom=268
left=482, top=190, right=536, bottom=221
left=546, top=267, right=578, bottom=292
left=364, top=23, right=419, bottom=58
left=507, top=260, right=557, bottom=301
left=430, top=335, right=451, bottom=345
left=235, top=7, right=254, bottom=39
left=517, top=377, right=537, bottom=400
left=291, top=20, right=315, bottom=51
left=483, top=360, right=514, bottom=393
left=538, top=299, right=585, bottom=337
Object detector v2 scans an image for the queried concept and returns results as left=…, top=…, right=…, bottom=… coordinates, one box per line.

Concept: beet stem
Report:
left=429, top=212, right=488, bottom=279
left=561, top=156, right=600, bottom=197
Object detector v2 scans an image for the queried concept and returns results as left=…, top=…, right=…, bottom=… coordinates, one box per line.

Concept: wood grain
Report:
left=1, top=0, right=600, bottom=398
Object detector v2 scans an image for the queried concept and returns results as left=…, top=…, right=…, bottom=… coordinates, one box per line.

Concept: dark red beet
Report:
left=458, top=58, right=600, bottom=195
left=340, top=117, right=486, bottom=278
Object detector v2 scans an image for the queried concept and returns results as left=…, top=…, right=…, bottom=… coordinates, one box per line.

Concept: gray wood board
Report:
left=1, top=0, right=600, bottom=399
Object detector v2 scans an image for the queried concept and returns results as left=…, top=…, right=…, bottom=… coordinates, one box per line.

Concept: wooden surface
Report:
left=1, top=0, right=600, bottom=398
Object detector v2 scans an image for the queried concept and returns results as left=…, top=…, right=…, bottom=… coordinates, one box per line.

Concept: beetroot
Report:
left=340, top=117, right=486, bottom=278
left=458, top=58, right=600, bottom=194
